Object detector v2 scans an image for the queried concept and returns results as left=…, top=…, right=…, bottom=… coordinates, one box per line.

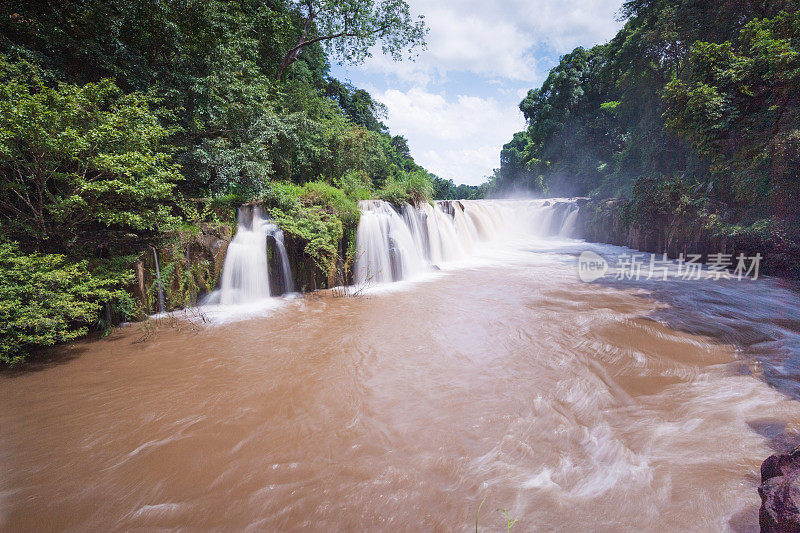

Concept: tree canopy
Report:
left=494, top=0, right=799, bottom=230
left=276, top=0, right=427, bottom=78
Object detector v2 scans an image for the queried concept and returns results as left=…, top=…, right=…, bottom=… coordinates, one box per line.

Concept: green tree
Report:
left=325, top=78, right=388, bottom=132
left=664, top=11, right=800, bottom=220
left=0, top=58, right=181, bottom=255
left=275, top=0, right=427, bottom=79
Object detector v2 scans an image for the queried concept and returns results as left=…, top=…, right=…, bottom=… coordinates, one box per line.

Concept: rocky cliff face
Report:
left=132, top=224, right=232, bottom=315
left=760, top=447, right=800, bottom=532
left=577, top=199, right=800, bottom=279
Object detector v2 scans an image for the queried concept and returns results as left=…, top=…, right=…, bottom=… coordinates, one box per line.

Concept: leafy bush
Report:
left=378, top=169, right=434, bottom=206
left=263, top=182, right=345, bottom=274
left=0, top=243, right=132, bottom=366
left=334, top=170, right=373, bottom=201
left=300, top=180, right=361, bottom=228
left=269, top=202, right=343, bottom=274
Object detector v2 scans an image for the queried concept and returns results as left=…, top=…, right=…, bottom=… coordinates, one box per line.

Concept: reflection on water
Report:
left=2, top=233, right=799, bottom=531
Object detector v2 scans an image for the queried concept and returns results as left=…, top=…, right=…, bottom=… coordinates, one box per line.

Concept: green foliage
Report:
left=0, top=57, right=181, bottom=253
left=431, top=175, right=484, bottom=200
left=276, top=0, right=427, bottom=78
left=263, top=180, right=364, bottom=274
left=0, top=243, right=133, bottom=365
left=0, top=1, right=425, bottom=202
left=498, top=45, right=619, bottom=196
left=498, top=508, right=519, bottom=532
left=144, top=232, right=222, bottom=313
left=664, top=10, right=800, bottom=218
left=497, top=1, right=799, bottom=243
left=269, top=201, right=343, bottom=275
left=300, top=180, right=361, bottom=228
left=187, top=74, right=282, bottom=198
left=334, top=169, right=373, bottom=200
left=325, top=78, right=388, bottom=133
left=627, top=176, right=701, bottom=226
left=378, top=169, right=434, bottom=206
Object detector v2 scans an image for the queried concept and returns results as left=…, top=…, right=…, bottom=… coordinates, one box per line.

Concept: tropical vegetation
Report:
left=0, top=0, right=438, bottom=363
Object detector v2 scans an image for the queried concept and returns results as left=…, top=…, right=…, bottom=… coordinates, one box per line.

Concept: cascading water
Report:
left=421, top=202, right=465, bottom=263
left=354, top=199, right=581, bottom=286
left=559, top=204, right=581, bottom=238
left=271, top=229, right=294, bottom=295
left=353, top=200, right=428, bottom=284
left=152, top=247, right=166, bottom=314
left=203, top=206, right=293, bottom=306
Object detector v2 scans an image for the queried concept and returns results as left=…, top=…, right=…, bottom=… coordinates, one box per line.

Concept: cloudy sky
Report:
left=331, top=0, right=625, bottom=185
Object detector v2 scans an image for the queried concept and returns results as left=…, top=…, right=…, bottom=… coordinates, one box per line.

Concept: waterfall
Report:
left=152, top=247, right=166, bottom=314
left=272, top=228, right=294, bottom=294
left=354, top=200, right=427, bottom=284
left=203, top=205, right=292, bottom=306
left=402, top=204, right=430, bottom=261
left=354, top=199, right=580, bottom=286
left=560, top=204, right=580, bottom=238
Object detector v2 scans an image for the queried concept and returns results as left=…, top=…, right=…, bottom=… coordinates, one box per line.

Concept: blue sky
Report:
left=331, top=0, right=625, bottom=186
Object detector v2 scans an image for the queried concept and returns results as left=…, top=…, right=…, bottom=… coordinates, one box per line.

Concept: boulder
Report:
left=760, top=446, right=800, bottom=532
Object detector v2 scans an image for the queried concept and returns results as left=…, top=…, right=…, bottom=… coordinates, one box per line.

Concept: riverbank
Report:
left=577, top=197, right=800, bottom=280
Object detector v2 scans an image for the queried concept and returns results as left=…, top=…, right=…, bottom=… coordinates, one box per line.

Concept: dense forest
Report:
left=0, top=0, right=455, bottom=364
left=496, top=0, right=799, bottom=263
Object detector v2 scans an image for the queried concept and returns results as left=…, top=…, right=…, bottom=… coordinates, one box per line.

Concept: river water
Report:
left=2, top=204, right=800, bottom=532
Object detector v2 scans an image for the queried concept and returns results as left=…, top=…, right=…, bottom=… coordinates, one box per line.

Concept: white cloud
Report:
left=362, top=0, right=624, bottom=84
left=376, top=88, right=526, bottom=185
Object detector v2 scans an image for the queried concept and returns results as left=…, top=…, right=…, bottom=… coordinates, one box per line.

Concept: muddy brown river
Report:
left=2, top=238, right=800, bottom=531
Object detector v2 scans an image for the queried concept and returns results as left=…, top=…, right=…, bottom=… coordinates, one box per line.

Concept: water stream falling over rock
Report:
left=354, top=198, right=581, bottom=286
left=152, top=247, right=166, bottom=313
left=203, top=206, right=293, bottom=305
left=271, top=227, right=294, bottom=295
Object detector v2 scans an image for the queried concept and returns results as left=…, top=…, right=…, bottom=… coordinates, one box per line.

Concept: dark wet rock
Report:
left=576, top=198, right=799, bottom=278
left=198, top=230, right=230, bottom=279
left=760, top=446, right=800, bottom=532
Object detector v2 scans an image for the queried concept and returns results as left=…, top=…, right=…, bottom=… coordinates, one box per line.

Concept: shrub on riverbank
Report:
left=0, top=57, right=183, bottom=257
left=0, top=244, right=135, bottom=366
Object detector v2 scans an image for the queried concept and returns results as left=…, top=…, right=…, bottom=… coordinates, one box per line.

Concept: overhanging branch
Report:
left=276, top=22, right=392, bottom=79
